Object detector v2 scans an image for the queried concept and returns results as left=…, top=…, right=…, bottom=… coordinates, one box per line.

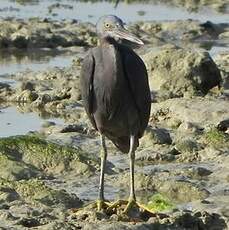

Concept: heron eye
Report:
left=105, top=23, right=110, bottom=28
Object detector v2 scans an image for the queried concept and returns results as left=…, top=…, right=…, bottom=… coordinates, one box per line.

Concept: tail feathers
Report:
left=109, top=136, right=139, bottom=153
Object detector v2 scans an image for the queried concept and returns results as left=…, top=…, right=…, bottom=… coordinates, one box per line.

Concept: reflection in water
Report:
left=0, top=105, right=64, bottom=137
left=0, top=48, right=78, bottom=75
left=0, top=48, right=63, bottom=63
left=210, top=46, right=229, bottom=57
left=0, top=76, right=16, bottom=85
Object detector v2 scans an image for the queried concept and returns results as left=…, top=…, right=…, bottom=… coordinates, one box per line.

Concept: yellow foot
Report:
left=106, top=199, right=128, bottom=213
left=97, top=199, right=112, bottom=212
left=123, top=199, right=137, bottom=214
left=71, top=199, right=156, bottom=221
left=107, top=199, right=155, bottom=215
left=106, top=199, right=156, bottom=221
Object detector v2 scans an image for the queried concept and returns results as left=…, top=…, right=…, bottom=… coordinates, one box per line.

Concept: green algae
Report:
left=146, top=193, right=174, bottom=212
left=0, top=135, right=98, bottom=178
left=0, top=153, right=40, bottom=180
left=0, top=178, right=82, bottom=208
left=203, top=128, right=229, bottom=148
left=175, top=139, right=198, bottom=153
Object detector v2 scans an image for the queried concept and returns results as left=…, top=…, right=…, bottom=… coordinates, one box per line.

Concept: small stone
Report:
left=60, top=124, right=84, bottom=133
left=167, top=148, right=181, bottom=155
left=42, top=121, right=56, bottom=128
left=201, top=199, right=212, bottom=204
left=17, top=218, right=41, bottom=228
left=32, top=94, right=52, bottom=107
left=20, top=81, right=35, bottom=91
left=15, top=90, right=38, bottom=103
left=217, top=119, right=229, bottom=132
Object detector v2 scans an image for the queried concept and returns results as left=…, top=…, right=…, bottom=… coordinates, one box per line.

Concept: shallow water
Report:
left=0, top=48, right=77, bottom=136
left=0, top=106, right=64, bottom=137
left=0, top=76, right=16, bottom=85
left=209, top=45, right=229, bottom=57
left=0, top=49, right=75, bottom=75
left=0, top=0, right=228, bottom=23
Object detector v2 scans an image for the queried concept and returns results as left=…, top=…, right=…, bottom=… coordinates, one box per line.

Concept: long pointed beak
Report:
left=112, top=28, right=144, bottom=45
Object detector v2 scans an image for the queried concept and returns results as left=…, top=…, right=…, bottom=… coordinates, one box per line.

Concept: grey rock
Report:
left=141, top=126, right=172, bottom=147
left=143, top=47, right=221, bottom=101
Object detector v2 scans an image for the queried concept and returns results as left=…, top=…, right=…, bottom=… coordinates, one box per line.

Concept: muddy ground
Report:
left=0, top=1, right=229, bottom=229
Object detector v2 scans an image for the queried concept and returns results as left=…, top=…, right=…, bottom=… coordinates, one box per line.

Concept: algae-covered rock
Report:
left=0, top=178, right=82, bottom=208
left=141, top=126, right=172, bottom=148
left=202, top=128, right=229, bottom=149
left=0, top=135, right=98, bottom=178
left=146, top=193, right=174, bottom=212
left=173, top=138, right=200, bottom=162
left=156, top=180, right=209, bottom=203
left=143, top=47, right=221, bottom=101
left=0, top=153, right=41, bottom=181
left=175, top=139, right=198, bottom=153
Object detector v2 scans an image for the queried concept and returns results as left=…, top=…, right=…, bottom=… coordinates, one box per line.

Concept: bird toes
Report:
left=107, top=199, right=156, bottom=218
left=123, top=198, right=137, bottom=214
left=96, top=199, right=112, bottom=212
left=106, top=199, right=128, bottom=214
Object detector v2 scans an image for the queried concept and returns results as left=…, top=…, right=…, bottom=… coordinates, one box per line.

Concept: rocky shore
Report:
left=0, top=7, right=228, bottom=230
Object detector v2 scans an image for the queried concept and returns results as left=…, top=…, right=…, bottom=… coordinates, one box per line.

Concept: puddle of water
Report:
left=0, top=49, right=75, bottom=75
left=0, top=0, right=228, bottom=23
left=0, top=106, right=64, bottom=137
left=0, top=76, right=16, bottom=85
left=209, top=45, right=229, bottom=57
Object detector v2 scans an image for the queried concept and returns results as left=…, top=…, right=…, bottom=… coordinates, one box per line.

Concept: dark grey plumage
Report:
left=80, top=15, right=151, bottom=211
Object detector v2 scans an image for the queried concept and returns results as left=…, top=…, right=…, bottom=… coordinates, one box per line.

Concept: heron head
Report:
left=96, top=15, right=144, bottom=45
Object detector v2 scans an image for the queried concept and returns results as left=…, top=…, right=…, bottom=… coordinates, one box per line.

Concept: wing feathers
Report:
left=80, top=51, right=97, bottom=130
left=122, top=47, right=151, bottom=137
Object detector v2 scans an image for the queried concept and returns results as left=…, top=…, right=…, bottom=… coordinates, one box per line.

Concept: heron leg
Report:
left=97, top=134, right=108, bottom=211
left=123, top=135, right=137, bottom=213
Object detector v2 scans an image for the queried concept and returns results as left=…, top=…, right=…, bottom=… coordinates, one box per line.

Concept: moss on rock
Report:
left=146, top=193, right=174, bottom=212
left=0, top=153, right=41, bottom=180
left=0, top=178, right=82, bottom=208
left=203, top=128, right=229, bottom=148
left=175, top=139, right=198, bottom=153
left=0, top=135, right=98, bottom=179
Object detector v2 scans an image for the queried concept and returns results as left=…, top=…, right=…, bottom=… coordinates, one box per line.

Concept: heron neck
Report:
left=99, top=37, right=119, bottom=47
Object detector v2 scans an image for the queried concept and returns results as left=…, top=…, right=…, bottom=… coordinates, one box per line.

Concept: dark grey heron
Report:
left=80, top=15, right=151, bottom=213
